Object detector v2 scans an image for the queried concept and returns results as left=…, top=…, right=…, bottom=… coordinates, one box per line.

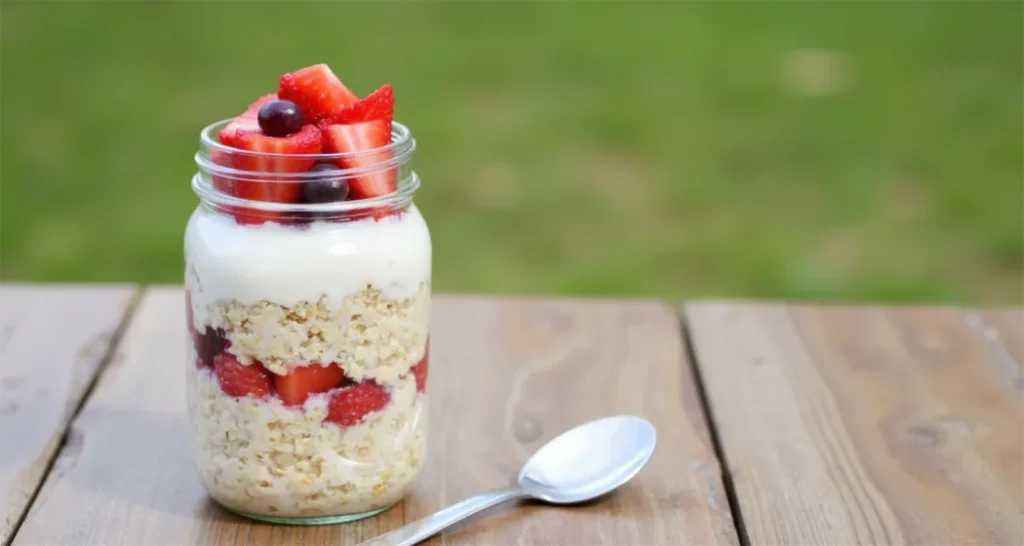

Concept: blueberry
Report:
left=303, top=163, right=350, bottom=203
left=258, top=100, right=304, bottom=137
left=193, top=327, right=226, bottom=368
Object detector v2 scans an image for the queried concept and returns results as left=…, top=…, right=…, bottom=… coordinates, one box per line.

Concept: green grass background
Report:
left=2, top=1, right=1021, bottom=303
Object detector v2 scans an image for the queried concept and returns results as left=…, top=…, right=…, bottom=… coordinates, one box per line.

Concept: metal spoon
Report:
left=359, top=415, right=657, bottom=546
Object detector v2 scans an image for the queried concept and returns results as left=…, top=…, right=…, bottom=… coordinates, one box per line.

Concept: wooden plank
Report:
left=0, top=284, right=136, bottom=544
left=685, top=302, right=1024, bottom=545
left=14, top=290, right=738, bottom=546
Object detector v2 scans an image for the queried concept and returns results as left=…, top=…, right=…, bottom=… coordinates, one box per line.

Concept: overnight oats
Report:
left=184, top=64, right=430, bottom=524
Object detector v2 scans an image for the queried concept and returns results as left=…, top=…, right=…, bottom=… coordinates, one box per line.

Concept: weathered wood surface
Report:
left=685, top=302, right=1024, bottom=546
left=13, top=289, right=736, bottom=545
left=0, top=284, right=136, bottom=544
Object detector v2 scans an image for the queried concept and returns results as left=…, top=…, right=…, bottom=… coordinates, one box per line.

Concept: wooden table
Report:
left=2, top=284, right=1021, bottom=546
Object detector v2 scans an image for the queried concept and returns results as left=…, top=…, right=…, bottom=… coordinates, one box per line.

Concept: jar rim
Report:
left=199, top=118, right=414, bottom=162
left=193, top=119, right=419, bottom=216
left=191, top=172, right=421, bottom=215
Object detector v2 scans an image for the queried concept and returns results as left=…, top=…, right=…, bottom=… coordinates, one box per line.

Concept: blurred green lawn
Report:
left=2, top=2, right=1021, bottom=303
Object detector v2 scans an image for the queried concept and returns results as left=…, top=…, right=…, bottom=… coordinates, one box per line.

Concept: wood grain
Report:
left=0, top=284, right=136, bottom=544
left=13, top=290, right=737, bottom=546
left=685, top=302, right=1024, bottom=546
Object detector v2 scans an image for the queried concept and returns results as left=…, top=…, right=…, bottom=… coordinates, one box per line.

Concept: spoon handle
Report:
left=357, top=486, right=528, bottom=546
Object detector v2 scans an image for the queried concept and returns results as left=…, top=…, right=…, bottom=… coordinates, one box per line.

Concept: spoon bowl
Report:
left=360, top=415, right=657, bottom=546
left=518, top=415, right=657, bottom=504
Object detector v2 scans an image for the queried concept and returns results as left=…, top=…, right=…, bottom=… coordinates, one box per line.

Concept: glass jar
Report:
left=184, top=119, right=430, bottom=524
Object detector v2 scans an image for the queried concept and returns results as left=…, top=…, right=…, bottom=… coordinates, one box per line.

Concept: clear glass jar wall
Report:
left=184, top=120, right=430, bottom=524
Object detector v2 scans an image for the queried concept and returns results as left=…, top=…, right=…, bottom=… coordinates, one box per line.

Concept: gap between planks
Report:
left=3, top=286, right=146, bottom=546
left=680, top=310, right=751, bottom=546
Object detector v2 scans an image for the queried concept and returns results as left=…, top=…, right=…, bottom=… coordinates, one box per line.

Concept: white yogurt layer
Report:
left=185, top=205, right=431, bottom=311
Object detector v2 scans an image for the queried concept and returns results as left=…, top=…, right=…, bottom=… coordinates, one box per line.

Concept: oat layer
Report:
left=188, top=365, right=427, bottom=518
left=193, top=283, right=430, bottom=381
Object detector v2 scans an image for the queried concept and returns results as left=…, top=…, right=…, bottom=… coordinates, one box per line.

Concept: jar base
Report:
left=223, top=503, right=397, bottom=526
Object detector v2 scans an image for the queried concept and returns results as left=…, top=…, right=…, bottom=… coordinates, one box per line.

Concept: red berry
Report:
left=318, top=84, right=396, bottom=205
left=274, top=364, right=346, bottom=406
left=411, top=352, right=428, bottom=392
left=212, top=354, right=274, bottom=399
left=319, top=119, right=396, bottom=200
left=279, top=64, right=360, bottom=123
left=215, top=125, right=323, bottom=224
left=325, top=382, right=390, bottom=427
left=332, top=85, right=394, bottom=125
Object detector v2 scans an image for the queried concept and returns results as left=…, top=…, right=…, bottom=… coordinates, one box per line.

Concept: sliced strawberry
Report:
left=213, top=353, right=274, bottom=399
left=320, top=120, right=396, bottom=200
left=213, top=94, right=278, bottom=199
left=325, top=382, right=390, bottom=427
left=274, top=364, right=346, bottom=406
left=218, top=93, right=277, bottom=142
left=215, top=125, right=322, bottom=224
left=279, top=64, right=360, bottom=123
left=333, top=85, right=394, bottom=125
left=220, top=125, right=322, bottom=173
left=411, top=351, right=429, bottom=392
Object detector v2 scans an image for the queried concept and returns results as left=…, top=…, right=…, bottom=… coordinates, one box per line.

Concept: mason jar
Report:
left=184, top=119, right=430, bottom=524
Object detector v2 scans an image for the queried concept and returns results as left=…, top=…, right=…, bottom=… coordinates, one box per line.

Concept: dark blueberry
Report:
left=257, top=100, right=304, bottom=137
left=303, top=163, right=350, bottom=203
left=193, top=327, right=227, bottom=368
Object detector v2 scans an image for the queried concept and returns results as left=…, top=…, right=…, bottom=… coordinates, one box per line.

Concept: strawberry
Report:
left=274, top=364, right=346, bottom=406
left=319, top=85, right=397, bottom=203
left=218, top=93, right=277, bottom=142
left=332, top=85, right=394, bottom=125
left=213, top=94, right=278, bottom=205
left=325, top=382, right=390, bottom=427
left=215, top=124, right=322, bottom=224
left=279, top=64, right=360, bottom=123
left=320, top=120, right=396, bottom=199
left=219, top=125, right=323, bottom=173
left=212, top=353, right=274, bottom=399
left=411, top=352, right=428, bottom=392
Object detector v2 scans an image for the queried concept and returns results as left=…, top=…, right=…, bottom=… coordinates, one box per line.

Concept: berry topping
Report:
left=258, top=99, right=304, bottom=137
left=212, top=66, right=402, bottom=223
left=302, top=163, right=349, bottom=203
left=325, top=382, right=390, bottom=427
left=412, top=351, right=428, bottom=392
left=274, top=364, right=347, bottom=406
left=212, top=354, right=274, bottom=399
left=279, top=64, right=360, bottom=123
